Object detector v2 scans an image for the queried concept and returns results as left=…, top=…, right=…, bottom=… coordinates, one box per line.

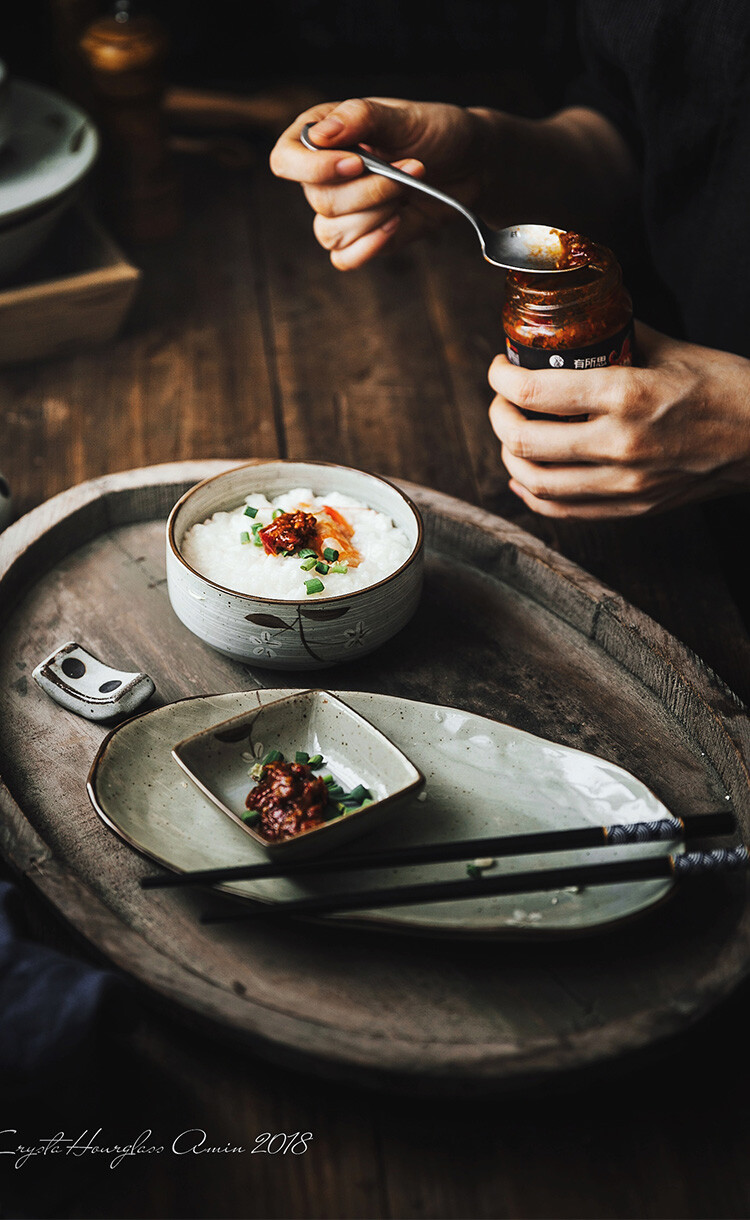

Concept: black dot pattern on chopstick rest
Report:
left=99, top=679, right=122, bottom=693
left=61, top=657, right=86, bottom=679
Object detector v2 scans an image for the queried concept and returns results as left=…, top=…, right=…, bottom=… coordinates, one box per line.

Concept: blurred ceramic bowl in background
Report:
left=0, top=77, right=98, bottom=280
left=0, top=472, right=12, bottom=532
left=166, top=461, right=424, bottom=670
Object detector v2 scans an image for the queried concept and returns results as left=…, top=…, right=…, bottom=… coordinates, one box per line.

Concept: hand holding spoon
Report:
left=300, top=122, right=588, bottom=274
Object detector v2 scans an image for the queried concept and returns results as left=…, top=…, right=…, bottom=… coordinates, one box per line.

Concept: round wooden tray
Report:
left=1, top=460, right=749, bottom=1092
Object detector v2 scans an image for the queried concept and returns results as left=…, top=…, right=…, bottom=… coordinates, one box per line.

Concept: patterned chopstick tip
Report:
left=671, top=845, right=749, bottom=876
left=605, top=818, right=683, bottom=844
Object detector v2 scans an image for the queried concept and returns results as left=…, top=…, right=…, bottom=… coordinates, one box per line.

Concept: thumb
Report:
left=307, top=98, right=414, bottom=153
left=634, top=320, right=672, bottom=365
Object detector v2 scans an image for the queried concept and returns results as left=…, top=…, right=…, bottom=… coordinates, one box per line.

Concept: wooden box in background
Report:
left=0, top=206, right=140, bottom=367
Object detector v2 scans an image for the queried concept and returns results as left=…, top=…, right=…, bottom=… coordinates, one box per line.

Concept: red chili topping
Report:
left=258, top=510, right=320, bottom=556
left=555, top=230, right=597, bottom=270
left=247, top=760, right=329, bottom=841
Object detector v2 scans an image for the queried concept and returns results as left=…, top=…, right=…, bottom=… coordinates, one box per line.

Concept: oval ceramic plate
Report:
left=88, top=690, right=683, bottom=936
left=0, top=80, right=98, bottom=225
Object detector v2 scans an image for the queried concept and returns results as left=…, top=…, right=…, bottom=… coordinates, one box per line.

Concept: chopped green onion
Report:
left=240, top=530, right=251, bottom=544
left=272, top=509, right=283, bottom=520
left=329, top=561, right=348, bottom=574
left=298, top=548, right=317, bottom=559
left=345, top=784, right=371, bottom=805
left=295, top=750, right=310, bottom=763
left=251, top=522, right=263, bottom=533
left=465, top=863, right=481, bottom=878
left=315, top=562, right=329, bottom=575
left=308, top=754, right=324, bottom=768
left=322, top=774, right=334, bottom=785
left=322, top=547, right=339, bottom=563
left=244, top=505, right=258, bottom=518
left=261, top=749, right=284, bottom=766
left=305, top=577, right=325, bottom=595
left=299, top=556, right=317, bottom=571
left=254, top=537, right=263, bottom=547
left=242, top=809, right=261, bottom=823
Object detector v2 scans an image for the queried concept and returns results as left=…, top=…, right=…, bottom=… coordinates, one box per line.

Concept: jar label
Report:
left=505, top=320, right=634, bottom=370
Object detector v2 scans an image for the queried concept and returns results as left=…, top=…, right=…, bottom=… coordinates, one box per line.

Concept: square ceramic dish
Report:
left=171, top=689, right=425, bottom=858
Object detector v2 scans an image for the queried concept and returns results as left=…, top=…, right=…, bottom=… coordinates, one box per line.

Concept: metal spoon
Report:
left=300, top=122, right=576, bottom=273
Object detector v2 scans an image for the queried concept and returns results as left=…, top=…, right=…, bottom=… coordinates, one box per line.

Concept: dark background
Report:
left=3, top=0, right=582, bottom=114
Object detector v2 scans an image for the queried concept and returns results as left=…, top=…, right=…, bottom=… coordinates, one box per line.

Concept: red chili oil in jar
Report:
left=503, top=240, right=634, bottom=373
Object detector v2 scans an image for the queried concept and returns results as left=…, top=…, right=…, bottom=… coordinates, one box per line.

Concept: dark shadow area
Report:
left=4, top=1, right=582, bottom=115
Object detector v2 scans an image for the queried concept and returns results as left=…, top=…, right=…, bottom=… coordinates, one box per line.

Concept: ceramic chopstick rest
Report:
left=32, top=641, right=155, bottom=721
left=0, top=473, right=12, bottom=532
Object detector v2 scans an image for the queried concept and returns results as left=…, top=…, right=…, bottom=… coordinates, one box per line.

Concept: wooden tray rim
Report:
left=2, top=459, right=750, bottom=1091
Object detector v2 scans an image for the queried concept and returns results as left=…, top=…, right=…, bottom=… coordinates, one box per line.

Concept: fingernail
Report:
left=312, top=116, right=345, bottom=139
left=395, top=159, right=422, bottom=175
left=335, top=156, right=363, bottom=176
left=381, top=214, right=401, bottom=235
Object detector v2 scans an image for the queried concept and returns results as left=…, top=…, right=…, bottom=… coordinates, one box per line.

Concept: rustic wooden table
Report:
left=3, top=134, right=750, bottom=1219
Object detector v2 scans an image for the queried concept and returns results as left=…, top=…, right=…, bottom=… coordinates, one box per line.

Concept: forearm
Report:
left=467, top=105, right=640, bottom=247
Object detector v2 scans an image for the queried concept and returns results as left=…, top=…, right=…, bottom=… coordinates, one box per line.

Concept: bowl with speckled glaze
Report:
left=166, top=460, right=424, bottom=669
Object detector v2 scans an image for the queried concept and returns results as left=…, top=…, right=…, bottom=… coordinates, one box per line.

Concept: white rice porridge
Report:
left=180, top=487, right=413, bottom=599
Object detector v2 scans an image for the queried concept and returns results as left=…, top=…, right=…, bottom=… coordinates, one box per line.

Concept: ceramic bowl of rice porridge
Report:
left=166, top=461, right=424, bottom=669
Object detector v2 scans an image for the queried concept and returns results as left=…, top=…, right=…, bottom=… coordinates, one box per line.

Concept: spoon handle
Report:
left=300, top=123, right=485, bottom=241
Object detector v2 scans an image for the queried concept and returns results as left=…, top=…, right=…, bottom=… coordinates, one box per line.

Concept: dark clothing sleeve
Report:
left=561, top=1, right=750, bottom=355
left=564, top=7, right=644, bottom=164
left=0, top=881, right=132, bottom=1102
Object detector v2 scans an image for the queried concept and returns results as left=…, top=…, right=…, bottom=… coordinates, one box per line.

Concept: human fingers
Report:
left=488, top=353, right=639, bottom=417
left=313, top=206, right=402, bottom=260
left=322, top=196, right=446, bottom=268
left=269, top=102, right=362, bottom=185
left=488, top=394, right=616, bottom=463
left=487, top=395, right=643, bottom=466
left=500, top=446, right=674, bottom=501
left=303, top=159, right=425, bottom=218
left=323, top=214, right=405, bottom=270
left=304, top=97, right=420, bottom=154
left=507, top=478, right=665, bottom=519
left=271, top=96, right=421, bottom=185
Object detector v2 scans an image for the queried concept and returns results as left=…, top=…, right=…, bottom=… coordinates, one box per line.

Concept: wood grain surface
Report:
left=2, top=461, right=749, bottom=1097
left=2, top=144, right=750, bottom=1219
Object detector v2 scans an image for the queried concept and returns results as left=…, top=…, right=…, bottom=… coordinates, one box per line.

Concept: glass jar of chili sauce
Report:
left=503, top=236, right=634, bottom=374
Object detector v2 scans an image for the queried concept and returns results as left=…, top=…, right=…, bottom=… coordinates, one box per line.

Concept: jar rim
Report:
left=505, top=243, right=620, bottom=307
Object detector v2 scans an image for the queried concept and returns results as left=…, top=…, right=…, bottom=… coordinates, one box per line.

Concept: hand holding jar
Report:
left=488, top=322, right=750, bottom=518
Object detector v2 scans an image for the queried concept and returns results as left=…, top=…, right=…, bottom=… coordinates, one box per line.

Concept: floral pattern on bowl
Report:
left=165, top=461, right=424, bottom=670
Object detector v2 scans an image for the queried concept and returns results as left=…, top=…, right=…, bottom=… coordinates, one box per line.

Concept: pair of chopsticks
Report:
left=138, top=810, right=745, bottom=923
